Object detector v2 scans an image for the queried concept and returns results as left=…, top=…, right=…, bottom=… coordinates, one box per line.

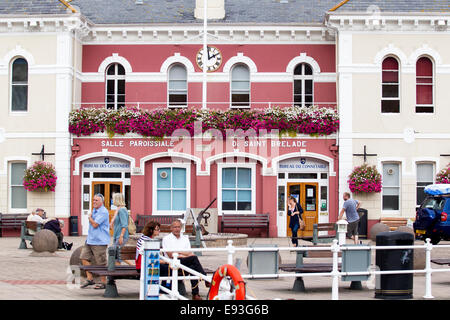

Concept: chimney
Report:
left=194, top=0, right=225, bottom=20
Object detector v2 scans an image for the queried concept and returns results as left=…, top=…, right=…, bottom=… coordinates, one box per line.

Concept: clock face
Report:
left=196, top=46, right=222, bottom=72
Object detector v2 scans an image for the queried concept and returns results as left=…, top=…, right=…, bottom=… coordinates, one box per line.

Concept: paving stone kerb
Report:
left=1, top=236, right=450, bottom=300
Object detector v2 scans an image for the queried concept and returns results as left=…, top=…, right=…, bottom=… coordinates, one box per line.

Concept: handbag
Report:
left=128, top=213, right=136, bottom=235
left=299, top=218, right=305, bottom=231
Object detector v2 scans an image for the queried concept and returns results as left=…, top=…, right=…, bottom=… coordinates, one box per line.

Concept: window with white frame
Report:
left=221, top=167, right=253, bottom=212
left=382, top=163, right=400, bottom=211
left=294, top=63, right=313, bottom=107
left=10, top=162, right=27, bottom=209
left=11, top=57, right=28, bottom=112
left=416, top=163, right=434, bottom=206
left=106, top=63, right=126, bottom=110
left=381, top=56, right=400, bottom=113
left=416, top=57, right=434, bottom=113
left=155, top=166, right=188, bottom=213
left=231, top=64, right=250, bottom=108
left=168, top=64, right=187, bottom=107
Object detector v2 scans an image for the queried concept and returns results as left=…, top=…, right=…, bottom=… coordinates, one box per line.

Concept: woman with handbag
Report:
left=111, top=193, right=130, bottom=264
left=288, top=196, right=304, bottom=247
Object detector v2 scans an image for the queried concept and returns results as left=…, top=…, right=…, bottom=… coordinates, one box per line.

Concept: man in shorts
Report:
left=338, top=192, right=361, bottom=244
left=80, top=193, right=110, bottom=289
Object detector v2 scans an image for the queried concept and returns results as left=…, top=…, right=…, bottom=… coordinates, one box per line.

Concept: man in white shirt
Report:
left=162, top=220, right=209, bottom=300
left=26, top=208, right=51, bottom=235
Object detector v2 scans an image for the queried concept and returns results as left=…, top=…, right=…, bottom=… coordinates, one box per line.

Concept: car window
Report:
left=421, top=197, right=445, bottom=211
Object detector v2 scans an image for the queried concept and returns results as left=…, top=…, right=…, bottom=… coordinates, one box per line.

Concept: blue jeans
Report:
left=113, top=237, right=129, bottom=263
left=291, top=224, right=299, bottom=246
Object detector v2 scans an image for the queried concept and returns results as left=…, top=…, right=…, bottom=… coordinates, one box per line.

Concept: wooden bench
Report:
left=300, top=223, right=337, bottom=245
left=79, top=245, right=214, bottom=298
left=279, top=249, right=342, bottom=292
left=0, top=213, right=29, bottom=237
left=19, top=221, right=43, bottom=249
left=136, top=214, right=183, bottom=233
left=380, top=217, right=408, bottom=231
left=221, top=213, right=270, bottom=237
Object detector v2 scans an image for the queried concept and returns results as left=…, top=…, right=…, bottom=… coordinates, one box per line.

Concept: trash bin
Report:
left=69, top=216, right=79, bottom=236
left=357, top=208, right=368, bottom=239
left=375, top=231, right=414, bottom=299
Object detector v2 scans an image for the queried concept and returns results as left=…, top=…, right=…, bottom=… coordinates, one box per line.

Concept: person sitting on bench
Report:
left=26, top=208, right=53, bottom=235
left=162, top=220, right=210, bottom=300
left=44, top=219, right=73, bottom=251
left=136, top=221, right=168, bottom=279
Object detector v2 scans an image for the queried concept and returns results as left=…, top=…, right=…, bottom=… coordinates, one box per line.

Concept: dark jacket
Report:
left=44, top=219, right=61, bottom=234
left=288, top=203, right=304, bottom=229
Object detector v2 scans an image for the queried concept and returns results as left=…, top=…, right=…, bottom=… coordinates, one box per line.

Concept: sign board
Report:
left=82, top=157, right=130, bottom=171
left=140, top=240, right=161, bottom=300
left=278, top=157, right=328, bottom=173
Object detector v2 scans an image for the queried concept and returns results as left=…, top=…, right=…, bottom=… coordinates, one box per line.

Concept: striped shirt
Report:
left=136, top=234, right=151, bottom=261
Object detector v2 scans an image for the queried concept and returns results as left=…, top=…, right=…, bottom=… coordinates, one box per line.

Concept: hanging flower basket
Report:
left=436, top=163, right=450, bottom=184
left=23, top=161, right=57, bottom=192
left=348, top=163, right=382, bottom=194
left=68, top=106, right=339, bottom=138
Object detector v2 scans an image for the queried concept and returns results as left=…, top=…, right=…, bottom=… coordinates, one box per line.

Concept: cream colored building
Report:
left=328, top=4, right=450, bottom=225
left=0, top=11, right=85, bottom=220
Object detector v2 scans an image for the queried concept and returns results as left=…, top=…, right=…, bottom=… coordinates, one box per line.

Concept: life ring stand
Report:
left=207, top=264, right=246, bottom=300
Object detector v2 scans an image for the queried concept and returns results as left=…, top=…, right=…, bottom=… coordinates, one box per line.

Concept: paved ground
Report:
left=1, top=235, right=450, bottom=300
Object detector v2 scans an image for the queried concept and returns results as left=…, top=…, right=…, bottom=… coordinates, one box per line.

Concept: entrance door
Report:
left=286, top=182, right=318, bottom=238
left=92, top=181, right=123, bottom=236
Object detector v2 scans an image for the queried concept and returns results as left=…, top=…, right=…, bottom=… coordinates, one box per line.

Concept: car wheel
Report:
left=430, top=235, right=441, bottom=245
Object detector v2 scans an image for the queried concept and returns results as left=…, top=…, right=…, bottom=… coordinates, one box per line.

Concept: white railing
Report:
left=151, top=238, right=450, bottom=300
left=72, top=101, right=338, bottom=110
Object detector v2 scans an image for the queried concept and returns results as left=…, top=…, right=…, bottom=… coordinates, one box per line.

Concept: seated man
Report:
left=44, top=219, right=73, bottom=251
left=162, top=220, right=210, bottom=300
left=26, top=208, right=49, bottom=235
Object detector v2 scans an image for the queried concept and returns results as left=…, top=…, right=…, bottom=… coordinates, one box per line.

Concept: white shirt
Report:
left=26, top=214, right=48, bottom=235
left=162, top=232, right=191, bottom=257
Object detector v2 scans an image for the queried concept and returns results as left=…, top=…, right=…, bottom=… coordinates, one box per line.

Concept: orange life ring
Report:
left=207, top=264, right=246, bottom=300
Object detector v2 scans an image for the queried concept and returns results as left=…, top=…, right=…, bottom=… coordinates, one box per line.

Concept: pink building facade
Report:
left=71, top=42, right=338, bottom=238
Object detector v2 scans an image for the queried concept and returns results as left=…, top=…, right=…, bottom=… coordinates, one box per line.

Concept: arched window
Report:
left=231, top=64, right=250, bottom=108
left=11, top=58, right=28, bottom=112
left=381, top=57, right=400, bottom=113
left=294, top=63, right=313, bottom=107
left=168, top=64, right=187, bottom=108
left=106, top=63, right=125, bottom=110
left=416, top=57, right=434, bottom=113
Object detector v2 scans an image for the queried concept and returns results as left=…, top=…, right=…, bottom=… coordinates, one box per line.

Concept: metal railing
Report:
left=151, top=238, right=450, bottom=300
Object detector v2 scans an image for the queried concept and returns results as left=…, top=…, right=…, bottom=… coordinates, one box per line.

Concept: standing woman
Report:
left=111, top=193, right=129, bottom=248
left=288, top=196, right=304, bottom=247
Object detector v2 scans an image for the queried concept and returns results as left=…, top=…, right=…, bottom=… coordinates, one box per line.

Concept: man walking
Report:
left=80, top=194, right=110, bottom=289
left=338, top=192, right=361, bottom=244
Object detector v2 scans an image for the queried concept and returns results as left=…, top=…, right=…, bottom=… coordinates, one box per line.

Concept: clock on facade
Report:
left=196, top=46, right=222, bottom=72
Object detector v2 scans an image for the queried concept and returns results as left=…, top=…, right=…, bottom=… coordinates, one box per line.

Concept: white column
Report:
left=54, top=32, right=74, bottom=218
left=337, top=32, right=353, bottom=209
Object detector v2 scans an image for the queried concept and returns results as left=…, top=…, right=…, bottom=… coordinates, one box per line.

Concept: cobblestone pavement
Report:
left=1, top=235, right=450, bottom=300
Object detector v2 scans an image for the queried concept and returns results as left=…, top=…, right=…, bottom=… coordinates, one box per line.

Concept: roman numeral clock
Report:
left=196, top=46, right=222, bottom=72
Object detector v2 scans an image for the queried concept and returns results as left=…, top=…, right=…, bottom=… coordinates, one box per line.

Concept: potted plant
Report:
left=348, top=163, right=382, bottom=193
left=23, top=161, right=57, bottom=192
